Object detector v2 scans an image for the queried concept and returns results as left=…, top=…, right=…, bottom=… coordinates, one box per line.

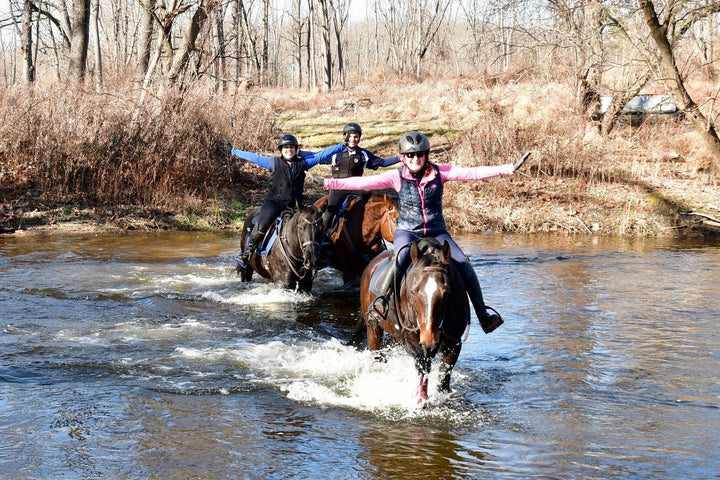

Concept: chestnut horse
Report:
left=359, top=238, right=470, bottom=403
left=237, top=205, right=324, bottom=292
left=314, top=193, right=398, bottom=284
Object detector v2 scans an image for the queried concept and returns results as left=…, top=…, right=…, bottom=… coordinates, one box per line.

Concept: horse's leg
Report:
left=241, top=266, right=254, bottom=282
left=437, top=342, right=461, bottom=393
left=366, top=312, right=389, bottom=362
left=415, top=355, right=432, bottom=405
left=298, top=274, right=313, bottom=293
left=366, top=324, right=383, bottom=351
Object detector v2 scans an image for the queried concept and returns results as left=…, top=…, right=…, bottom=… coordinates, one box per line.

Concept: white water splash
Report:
left=176, top=337, right=470, bottom=417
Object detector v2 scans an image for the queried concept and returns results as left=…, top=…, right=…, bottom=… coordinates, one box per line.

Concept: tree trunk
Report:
left=21, top=0, right=36, bottom=83
left=167, top=0, right=217, bottom=85
left=68, top=0, right=91, bottom=84
left=318, top=0, right=332, bottom=91
left=93, top=0, right=103, bottom=90
left=138, top=0, right=156, bottom=78
left=261, top=0, right=269, bottom=85
left=640, top=0, right=720, bottom=163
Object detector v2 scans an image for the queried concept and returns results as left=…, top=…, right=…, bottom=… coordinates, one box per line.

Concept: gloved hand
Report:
left=224, top=139, right=233, bottom=156
left=343, top=134, right=350, bottom=147
left=513, top=152, right=531, bottom=171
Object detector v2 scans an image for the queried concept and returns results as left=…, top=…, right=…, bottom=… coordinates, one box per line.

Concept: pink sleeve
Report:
left=438, top=163, right=515, bottom=182
left=324, top=170, right=400, bottom=191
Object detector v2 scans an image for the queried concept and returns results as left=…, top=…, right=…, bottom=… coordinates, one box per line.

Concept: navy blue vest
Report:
left=397, top=164, right=446, bottom=236
left=267, top=156, right=306, bottom=206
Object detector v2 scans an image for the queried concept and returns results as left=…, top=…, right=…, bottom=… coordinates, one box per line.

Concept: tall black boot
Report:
left=457, top=261, right=503, bottom=334
left=236, top=226, right=264, bottom=269
left=321, top=210, right=334, bottom=237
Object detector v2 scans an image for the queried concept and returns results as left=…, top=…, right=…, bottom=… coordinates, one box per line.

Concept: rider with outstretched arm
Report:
left=318, top=123, right=400, bottom=236
left=323, top=130, right=529, bottom=334
left=224, top=134, right=343, bottom=267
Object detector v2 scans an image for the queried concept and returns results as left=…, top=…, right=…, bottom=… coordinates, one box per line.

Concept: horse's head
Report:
left=379, top=195, right=399, bottom=243
left=295, top=206, right=324, bottom=272
left=404, top=238, right=452, bottom=352
left=361, top=194, right=398, bottom=243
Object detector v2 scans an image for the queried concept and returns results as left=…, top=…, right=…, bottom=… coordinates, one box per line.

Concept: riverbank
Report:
left=2, top=78, right=719, bottom=238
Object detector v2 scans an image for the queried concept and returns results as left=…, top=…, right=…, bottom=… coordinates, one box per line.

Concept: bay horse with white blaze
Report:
left=314, top=193, right=398, bottom=284
left=237, top=205, right=324, bottom=292
left=359, top=237, right=470, bottom=403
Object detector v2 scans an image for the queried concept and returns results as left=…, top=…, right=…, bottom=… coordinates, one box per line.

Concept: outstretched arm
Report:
left=303, top=142, right=345, bottom=168
left=324, top=169, right=400, bottom=191
left=438, top=163, right=516, bottom=182
left=224, top=140, right=273, bottom=170
left=361, top=148, right=400, bottom=170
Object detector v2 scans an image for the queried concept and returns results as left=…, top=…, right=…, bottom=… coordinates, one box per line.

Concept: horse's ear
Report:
left=410, top=241, right=421, bottom=263
left=313, top=196, right=328, bottom=212
left=441, top=240, right=451, bottom=263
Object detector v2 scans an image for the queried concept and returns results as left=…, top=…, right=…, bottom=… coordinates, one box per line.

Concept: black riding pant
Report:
left=257, top=199, right=288, bottom=234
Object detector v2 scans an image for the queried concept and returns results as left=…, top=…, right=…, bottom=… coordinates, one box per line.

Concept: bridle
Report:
left=397, top=263, right=449, bottom=333
left=278, top=209, right=323, bottom=278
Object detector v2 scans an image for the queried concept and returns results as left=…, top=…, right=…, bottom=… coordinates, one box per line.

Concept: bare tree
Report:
left=92, top=0, right=102, bottom=89
left=330, top=0, right=349, bottom=88
left=379, top=0, right=451, bottom=76
left=317, top=0, right=332, bottom=90
left=68, top=0, right=91, bottom=84
left=168, top=0, right=219, bottom=84
left=137, top=0, right=156, bottom=77
left=21, top=0, right=36, bottom=83
left=640, top=0, right=720, bottom=162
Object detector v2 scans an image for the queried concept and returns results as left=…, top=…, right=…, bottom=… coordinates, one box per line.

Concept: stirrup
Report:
left=366, top=296, right=388, bottom=330
left=235, top=252, right=250, bottom=269
left=372, top=296, right=389, bottom=319
left=480, top=306, right=504, bottom=334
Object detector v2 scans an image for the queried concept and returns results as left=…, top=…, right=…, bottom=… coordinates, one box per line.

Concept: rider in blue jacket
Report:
left=225, top=134, right=343, bottom=267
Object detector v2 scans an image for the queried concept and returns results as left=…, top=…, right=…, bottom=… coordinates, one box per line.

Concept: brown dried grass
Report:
left=0, top=84, right=276, bottom=217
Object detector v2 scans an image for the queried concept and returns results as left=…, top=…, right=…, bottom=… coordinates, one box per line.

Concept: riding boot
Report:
left=457, top=261, right=504, bottom=334
left=321, top=211, right=334, bottom=238
left=367, top=258, right=400, bottom=331
left=236, top=227, right=264, bottom=269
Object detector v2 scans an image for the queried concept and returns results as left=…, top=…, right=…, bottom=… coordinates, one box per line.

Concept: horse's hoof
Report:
left=373, top=352, right=387, bottom=363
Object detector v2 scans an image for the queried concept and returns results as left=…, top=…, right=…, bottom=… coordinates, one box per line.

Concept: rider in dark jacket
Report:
left=226, top=134, right=343, bottom=267
left=319, top=123, right=399, bottom=235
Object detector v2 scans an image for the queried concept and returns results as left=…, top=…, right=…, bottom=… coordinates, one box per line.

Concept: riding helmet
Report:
left=342, top=123, right=362, bottom=136
left=398, top=131, right=430, bottom=154
left=277, top=134, right=299, bottom=149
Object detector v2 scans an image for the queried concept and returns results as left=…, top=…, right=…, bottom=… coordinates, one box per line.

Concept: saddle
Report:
left=326, top=195, right=360, bottom=237
left=247, top=210, right=294, bottom=255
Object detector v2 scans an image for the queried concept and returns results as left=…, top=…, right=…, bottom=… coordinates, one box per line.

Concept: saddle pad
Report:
left=246, top=217, right=283, bottom=255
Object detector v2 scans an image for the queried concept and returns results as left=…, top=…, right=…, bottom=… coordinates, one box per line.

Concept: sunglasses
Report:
left=405, top=152, right=426, bottom=159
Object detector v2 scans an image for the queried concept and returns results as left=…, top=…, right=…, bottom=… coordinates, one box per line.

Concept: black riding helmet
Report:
left=398, top=131, right=430, bottom=154
left=342, top=123, right=362, bottom=136
left=277, top=134, right=299, bottom=149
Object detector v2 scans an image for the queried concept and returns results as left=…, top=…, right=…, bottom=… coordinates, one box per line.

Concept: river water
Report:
left=1, top=231, right=718, bottom=479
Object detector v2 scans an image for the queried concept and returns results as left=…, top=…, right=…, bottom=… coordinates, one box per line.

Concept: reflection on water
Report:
left=1, top=231, right=719, bottom=478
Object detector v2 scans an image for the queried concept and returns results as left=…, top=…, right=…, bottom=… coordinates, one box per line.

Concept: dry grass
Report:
left=2, top=75, right=719, bottom=237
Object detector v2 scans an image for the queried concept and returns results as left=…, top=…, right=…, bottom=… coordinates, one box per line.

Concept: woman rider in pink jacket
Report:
left=323, top=131, right=528, bottom=334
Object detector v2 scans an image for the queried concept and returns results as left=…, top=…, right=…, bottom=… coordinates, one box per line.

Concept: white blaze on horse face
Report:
left=419, top=276, right=440, bottom=347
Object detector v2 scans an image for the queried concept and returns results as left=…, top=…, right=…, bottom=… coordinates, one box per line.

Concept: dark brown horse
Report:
left=359, top=238, right=470, bottom=403
left=237, top=205, right=324, bottom=292
left=314, top=193, right=398, bottom=284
